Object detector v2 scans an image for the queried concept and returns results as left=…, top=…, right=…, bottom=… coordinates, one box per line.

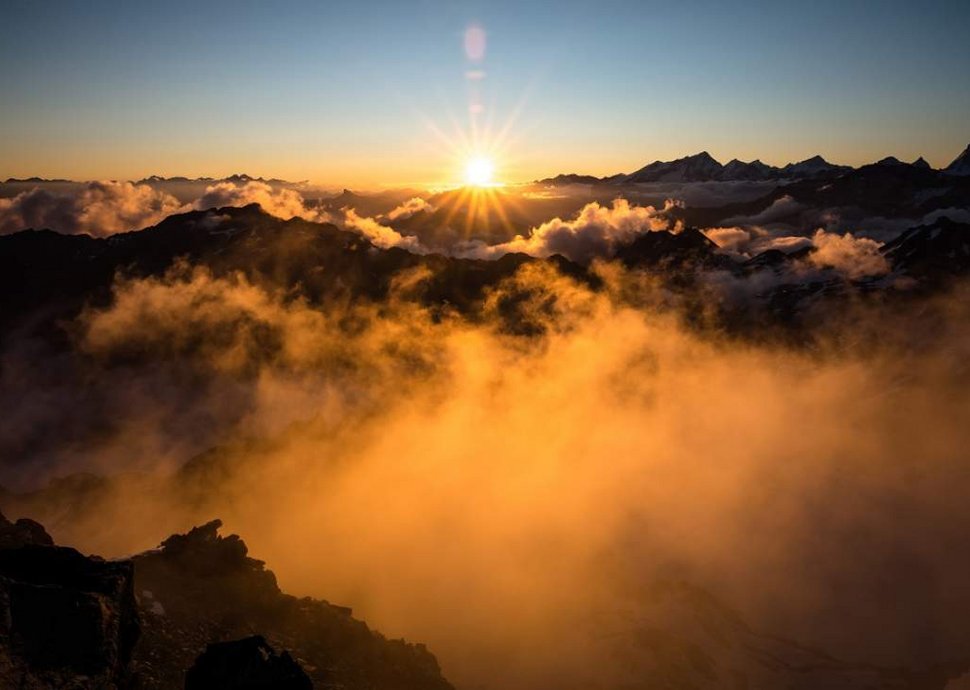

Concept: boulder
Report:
left=185, top=635, right=313, bottom=690
left=0, top=512, right=139, bottom=688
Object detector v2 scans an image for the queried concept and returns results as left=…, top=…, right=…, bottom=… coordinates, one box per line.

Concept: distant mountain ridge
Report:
left=135, top=173, right=302, bottom=186
left=536, top=144, right=970, bottom=185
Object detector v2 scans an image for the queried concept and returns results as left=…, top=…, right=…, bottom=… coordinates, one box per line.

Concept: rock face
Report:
left=0, top=511, right=139, bottom=688
left=132, top=519, right=453, bottom=690
left=0, top=512, right=453, bottom=689
left=882, top=217, right=970, bottom=281
left=0, top=512, right=53, bottom=549
left=185, top=635, right=313, bottom=690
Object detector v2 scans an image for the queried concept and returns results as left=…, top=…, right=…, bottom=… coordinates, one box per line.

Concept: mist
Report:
left=3, top=257, right=969, bottom=689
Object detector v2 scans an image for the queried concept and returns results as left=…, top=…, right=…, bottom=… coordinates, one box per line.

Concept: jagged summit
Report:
left=538, top=149, right=863, bottom=185
left=625, top=151, right=726, bottom=183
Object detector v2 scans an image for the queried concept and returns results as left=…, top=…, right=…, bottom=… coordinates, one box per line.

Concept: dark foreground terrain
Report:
left=0, top=511, right=451, bottom=689
left=0, top=510, right=965, bottom=688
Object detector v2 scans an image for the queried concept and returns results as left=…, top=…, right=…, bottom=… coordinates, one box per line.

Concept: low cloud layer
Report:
left=0, top=179, right=331, bottom=236
left=808, top=229, right=889, bottom=278
left=343, top=208, right=425, bottom=252
left=705, top=225, right=890, bottom=278
left=194, top=181, right=331, bottom=223
left=383, top=196, right=435, bottom=222
left=4, top=258, right=968, bottom=689
left=0, top=181, right=187, bottom=237
left=453, top=198, right=681, bottom=263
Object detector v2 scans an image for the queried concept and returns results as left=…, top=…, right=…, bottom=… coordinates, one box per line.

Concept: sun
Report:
left=464, top=156, right=495, bottom=187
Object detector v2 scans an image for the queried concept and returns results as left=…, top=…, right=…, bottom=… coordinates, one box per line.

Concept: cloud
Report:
left=764, top=235, right=814, bottom=253
left=342, top=208, right=426, bottom=252
left=704, top=226, right=814, bottom=259
left=457, top=198, right=681, bottom=264
left=195, top=181, right=331, bottom=222
left=703, top=226, right=757, bottom=255
left=0, top=179, right=336, bottom=237
left=4, top=264, right=970, bottom=688
left=383, top=197, right=435, bottom=222
left=808, top=229, right=889, bottom=279
left=0, top=181, right=187, bottom=237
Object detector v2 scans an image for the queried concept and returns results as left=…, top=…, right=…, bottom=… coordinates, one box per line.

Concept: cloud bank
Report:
left=194, top=181, right=331, bottom=223
left=0, top=179, right=335, bottom=237
left=0, top=181, right=187, bottom=237
left=3, top=260, right=968, bottom=689
left=454, top=198, right=682, bottom=264
left=343, top=208, right=426, bottom=252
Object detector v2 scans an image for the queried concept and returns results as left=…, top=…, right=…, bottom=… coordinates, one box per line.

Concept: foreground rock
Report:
left=0, top=511, right=139, bottom=688
left=185, top=635, right=312, bottom=690
left=131, top=519, right=453, bottom=690
left=0, top=511, right=452, bottom=689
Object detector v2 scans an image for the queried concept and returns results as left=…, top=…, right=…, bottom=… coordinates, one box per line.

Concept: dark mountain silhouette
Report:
left=536, top=151, right=855, bottom=186
left=615, top=226, right=728, bottom=270
left=720, top=157, right=775, bottom=180
left=1, top=200, right=968, bottom=348
left=670, top=155, right=970, bottom=231
left=532, top=173, right=605, bottom=185
left=0, top=204, right=574, bottom=338
left=778, top=154, right=850, bottom=178
left=881, top=217, right=970, bottom=281
left=624, top=151, right=726, bottom=183
left=3, top=176, right=74, bottom=184
left=134, top=173, right=296, bottom=187
left=535, top=145, right=970, bottom=187
left=945, top=144, right=970, bottom=176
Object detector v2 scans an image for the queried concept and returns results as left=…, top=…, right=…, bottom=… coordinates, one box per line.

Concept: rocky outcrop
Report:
left=0, top=511, right=139, bottom=688
left=0, top=512, right=453, bottom=689
left=131, top=519, right=453, bottom=690
left=0, top=511, right=53, bottom=549
left=185, top=635, right=313, bottom=690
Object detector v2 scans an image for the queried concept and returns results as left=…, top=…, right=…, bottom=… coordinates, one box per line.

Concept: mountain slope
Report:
left=132, top=520, right=453, bottom=690
left=945, top=144, right=970, bottom=176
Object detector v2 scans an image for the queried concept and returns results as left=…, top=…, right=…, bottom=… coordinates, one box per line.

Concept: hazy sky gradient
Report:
left=2, top=0, right=969, bottom=187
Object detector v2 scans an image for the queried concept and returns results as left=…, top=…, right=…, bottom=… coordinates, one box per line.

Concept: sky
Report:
left=1, top=0, right=969, bottom=187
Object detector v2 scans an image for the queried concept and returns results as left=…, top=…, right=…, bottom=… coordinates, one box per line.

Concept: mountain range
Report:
left=1, top=202, right=967, bottom=345
left=537, top=144, right=970, bottom=185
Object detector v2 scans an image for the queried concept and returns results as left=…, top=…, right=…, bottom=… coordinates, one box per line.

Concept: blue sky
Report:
left=1, top=0, right=968, bottom=186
